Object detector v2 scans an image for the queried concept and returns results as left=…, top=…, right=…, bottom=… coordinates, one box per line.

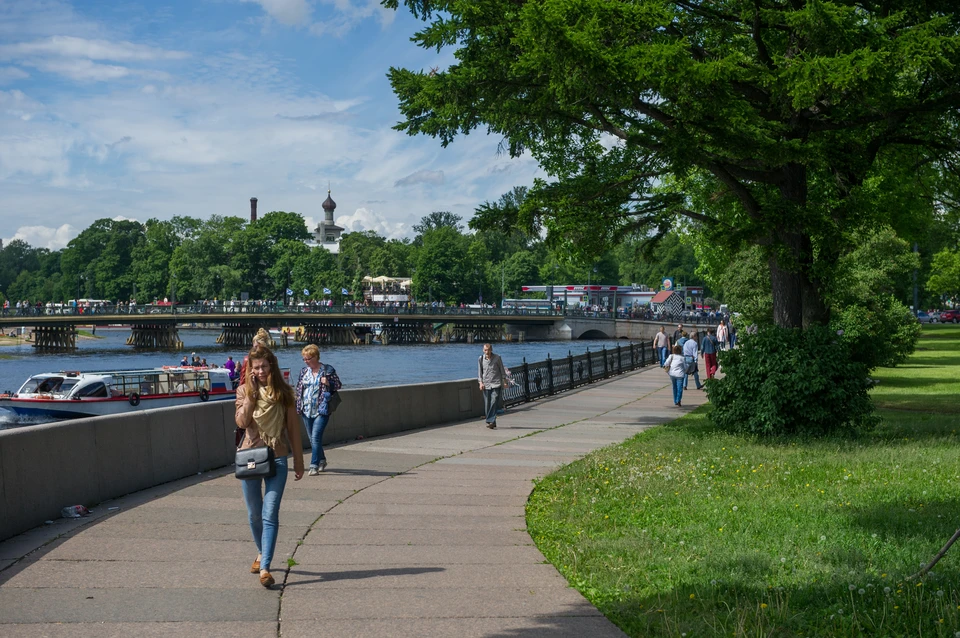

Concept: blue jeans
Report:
left=671, top=376, right=684, bottom=405
left=658, top=346, right=669, bottom=367
left=301, top=413, right=329, bottom=468
left=241, top=455, right=288, bottom=573
left=483, top=387, right=500, bottom=424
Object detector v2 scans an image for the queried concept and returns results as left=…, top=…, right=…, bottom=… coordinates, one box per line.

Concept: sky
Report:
left=0, top=0, right=542, bottom=250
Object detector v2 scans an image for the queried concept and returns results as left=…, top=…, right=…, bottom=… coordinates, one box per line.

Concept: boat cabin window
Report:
left=73, top=382, right=108, bottom=398
left=35, top=377, right=65, bottom=392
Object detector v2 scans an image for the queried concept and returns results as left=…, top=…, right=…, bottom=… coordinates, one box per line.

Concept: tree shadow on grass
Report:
left=848, top=498, right=960, bottom=545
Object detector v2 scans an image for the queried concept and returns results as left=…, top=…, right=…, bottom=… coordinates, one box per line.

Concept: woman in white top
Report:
left=664, top=344, right=687, bottom=407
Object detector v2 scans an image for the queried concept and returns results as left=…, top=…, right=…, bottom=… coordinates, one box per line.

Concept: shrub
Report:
left=829, top=295, right=921, bottom=369
left=709, top=325, right=878, bottom=437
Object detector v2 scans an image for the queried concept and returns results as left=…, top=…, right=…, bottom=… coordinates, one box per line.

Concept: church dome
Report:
left=322, top=190, right=337, bottom=211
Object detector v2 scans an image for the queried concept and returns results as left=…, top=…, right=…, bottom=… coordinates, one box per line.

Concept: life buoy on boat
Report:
left=129, top=392, right=140, bottom=406
left=199, top=388, right=209, bottom=402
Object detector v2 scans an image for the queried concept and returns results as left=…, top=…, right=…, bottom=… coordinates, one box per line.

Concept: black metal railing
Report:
left=500, top=342, right=652, bottom=407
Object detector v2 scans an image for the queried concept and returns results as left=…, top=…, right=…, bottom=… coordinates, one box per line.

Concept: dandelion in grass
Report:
left=859, top=589, right=865, bottom=595
left=849, top=584, right=857, bottom=591
left=884, top=587, right=891, bottom=594
left=820, top=535, right=826, bottom=541
left=938, top=590, right=945, bottom=597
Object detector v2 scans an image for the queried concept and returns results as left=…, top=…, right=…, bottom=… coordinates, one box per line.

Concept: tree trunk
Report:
left=767, top=163, right=828, bottom=329
left=769, top=235, right=804, bottom=329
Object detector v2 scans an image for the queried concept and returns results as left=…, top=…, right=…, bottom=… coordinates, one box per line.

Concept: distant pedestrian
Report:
left=653, top=325, right=671, bottom=367
left=478, top=343, right=508, bottom=429
left=664, top=344, right=686, bottom=407
left=672, top=323, right=684, bottom=344
left=180, top=355, right=188, bottom=366
left=296, top=344, right=342, bottom=476
left=224, top=356, right=237, bottom=380
left=235, top=345, right=304, bottom=588
left=701, top=328, right=720, bottom=379
left=716, top=320, right=728, bottom=350
left=683, top=330, right=704, bottom=390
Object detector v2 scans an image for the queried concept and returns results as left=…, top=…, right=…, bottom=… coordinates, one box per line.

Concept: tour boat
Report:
left=0, top=367, right=237, bottom=420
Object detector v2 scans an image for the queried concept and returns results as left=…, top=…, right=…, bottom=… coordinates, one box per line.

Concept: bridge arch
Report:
left=577, top=328, right=613, bottom=340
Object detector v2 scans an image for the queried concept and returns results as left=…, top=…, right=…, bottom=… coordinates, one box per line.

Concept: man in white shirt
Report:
left=682, top=332, right=704, bottom=391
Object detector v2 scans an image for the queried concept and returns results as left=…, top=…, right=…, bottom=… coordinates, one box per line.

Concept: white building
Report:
left=308, top=189, right=344, bottom=253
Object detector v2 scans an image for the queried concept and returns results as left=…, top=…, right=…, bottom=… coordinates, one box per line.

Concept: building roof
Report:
left=322, top=190, right=337, bottom=211
left=651, top=290, right=679, bottom=303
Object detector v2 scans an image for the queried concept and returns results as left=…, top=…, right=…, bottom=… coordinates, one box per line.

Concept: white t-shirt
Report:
left=665, top=354, right=686, bottom=379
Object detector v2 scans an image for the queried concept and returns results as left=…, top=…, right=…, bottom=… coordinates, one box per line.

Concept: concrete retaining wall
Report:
left=0, top=379, right=483, bottom=542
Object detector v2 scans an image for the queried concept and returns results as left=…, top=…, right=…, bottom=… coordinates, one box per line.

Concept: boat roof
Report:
left=28, top=367, right=231, bottom=379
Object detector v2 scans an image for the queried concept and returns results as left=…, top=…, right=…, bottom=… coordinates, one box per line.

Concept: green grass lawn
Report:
left=527, top=325, right=960, bottom=637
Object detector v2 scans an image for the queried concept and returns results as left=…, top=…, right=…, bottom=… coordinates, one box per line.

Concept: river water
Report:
left=0, top=328, right=634, bottom=429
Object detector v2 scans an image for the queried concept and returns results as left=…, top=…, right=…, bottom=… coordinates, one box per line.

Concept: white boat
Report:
left=0, top=367, right=237, bottom=420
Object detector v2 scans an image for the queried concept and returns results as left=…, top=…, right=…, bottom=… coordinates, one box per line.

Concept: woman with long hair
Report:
left=235, top=346, right=304, bottom=587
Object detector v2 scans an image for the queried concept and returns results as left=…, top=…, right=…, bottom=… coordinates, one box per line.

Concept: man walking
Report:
left=683, top=330, right=704, bottom=390
left=478, top=343, right=508, bottom=429
left=701, top=328, right=720, bottom=379
left=653, top=325, right=671, bottom=367
left=672, top=323, right=684, bottom=345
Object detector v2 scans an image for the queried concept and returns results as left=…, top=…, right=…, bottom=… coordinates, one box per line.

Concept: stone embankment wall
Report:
left=0, top=379, right=484, bottom=542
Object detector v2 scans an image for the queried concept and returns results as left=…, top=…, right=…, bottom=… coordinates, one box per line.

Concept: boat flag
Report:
left=323, top=287, right=331, bottom=295
left=341, top=288, right=349, bottom=295
left=303, top=288, right=310, bottom=295
left=285, top=288, right=293, bottom=296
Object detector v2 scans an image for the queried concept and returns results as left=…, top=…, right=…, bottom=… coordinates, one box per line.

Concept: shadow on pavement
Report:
left=286, top=566, right=444, bottom=586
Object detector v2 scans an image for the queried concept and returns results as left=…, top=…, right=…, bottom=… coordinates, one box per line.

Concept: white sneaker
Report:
left=308, top=467, right=319, bottom=476
left=318, top=461, right=327, bottom=472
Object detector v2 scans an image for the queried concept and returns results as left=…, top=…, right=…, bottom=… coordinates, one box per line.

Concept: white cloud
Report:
left=337, top=207, right=409, bottom=240
left=0, top=36, right=189, bottom=62
left=242, top=0, right=313, bottom=26
left=0, top=67, right=29, bottom=85
left=394, top=169, right=444, bottom=188
left=3, top=223, right=76, bottom=250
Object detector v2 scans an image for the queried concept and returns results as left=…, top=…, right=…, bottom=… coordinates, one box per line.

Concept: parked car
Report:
left=916, top=311, right=935, bottom=323
left=940, top=309, right=960, bottom=323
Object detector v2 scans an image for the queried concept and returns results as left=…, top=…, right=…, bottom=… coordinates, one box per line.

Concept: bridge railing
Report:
left=1, top=303, right=565, bottom=319
left=500, top=341, right=653, bottom=407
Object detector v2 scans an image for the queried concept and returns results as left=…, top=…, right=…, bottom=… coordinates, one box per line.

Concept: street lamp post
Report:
left=76, top=274, right=84, bottom=313
left=171, top=273, right=177, bottom=315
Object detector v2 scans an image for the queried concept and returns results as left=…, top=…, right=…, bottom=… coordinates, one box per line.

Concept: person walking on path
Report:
left=478, top=343, right=508, bottom=429
left=235, top=346, right=304, bottom=588
left=683, top=330, right=704, bottom=390
left=653, top=325, right=671, bottom=367
left=664, top=344, right=686, bottom=406
left=716, top=320, right=728, bottom=350
left=295, top=344, right=342, bottom=476
left=701, top=328, right=720, bottom=379
left=672, top=323, right=684, bottom=345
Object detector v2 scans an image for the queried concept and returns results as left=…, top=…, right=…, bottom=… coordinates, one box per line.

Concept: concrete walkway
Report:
left=0, top=366, right=708, bottom=637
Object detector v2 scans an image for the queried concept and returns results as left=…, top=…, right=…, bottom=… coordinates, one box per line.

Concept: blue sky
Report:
left=0, top=0, right=541, bottom=249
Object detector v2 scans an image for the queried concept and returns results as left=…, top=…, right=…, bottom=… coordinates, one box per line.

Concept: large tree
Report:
left=385, top=0, right=960, bottom=329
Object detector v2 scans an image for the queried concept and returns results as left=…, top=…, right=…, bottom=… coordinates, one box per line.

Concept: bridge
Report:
left=0, top=304, right=719, bottom=350
left=0, top=304, right=565, bottom=349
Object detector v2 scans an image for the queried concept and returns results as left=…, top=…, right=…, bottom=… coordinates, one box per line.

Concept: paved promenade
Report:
left=0, top=366, right=707, bottom=637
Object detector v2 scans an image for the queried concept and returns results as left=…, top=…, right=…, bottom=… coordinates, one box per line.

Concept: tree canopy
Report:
left=385, top=0, right=960, bottom=329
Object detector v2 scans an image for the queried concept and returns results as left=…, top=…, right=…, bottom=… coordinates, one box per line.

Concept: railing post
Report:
left=586, top=348, right=593, bottom=382
left=641, top=341, right=647, bottom=366
left=616, top=344, right=622, bottom=374
left=602, top=346, right=609, bottom=378
left=567, top=350, right=574, bottom=391
left=522, top=357, right=531, bottom=403
left=547, top=354, right=554, bottom=395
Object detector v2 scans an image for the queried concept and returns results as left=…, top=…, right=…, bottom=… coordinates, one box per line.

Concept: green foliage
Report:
left=709, top=326, right=878, bottom=437
left=926, top=248, right=960, bottom=303
left=712, top=245, right=774, bottom=327
left=386, top=0, right=960, bottom=329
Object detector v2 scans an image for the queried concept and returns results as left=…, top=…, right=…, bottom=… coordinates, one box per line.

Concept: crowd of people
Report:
left=656, top=319, right=735, bottom=407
